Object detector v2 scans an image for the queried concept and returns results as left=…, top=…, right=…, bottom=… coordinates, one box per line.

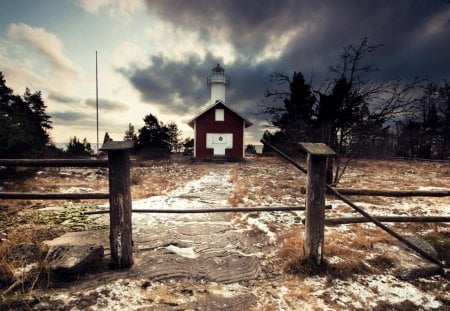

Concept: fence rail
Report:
left=0, top=159, right=108, bottom=167
left=0, top=158, right=110, bottom=201
left=0, top=192, right=110, bottom=200
left=331, top=188, right=450, bottom=197
left=323, top=216, right=450, bottom=225
left=84, top=205, right=333, bottom=215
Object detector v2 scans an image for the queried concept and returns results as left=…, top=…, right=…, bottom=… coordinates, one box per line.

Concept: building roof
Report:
left=188, top=100, right=253, bottom=128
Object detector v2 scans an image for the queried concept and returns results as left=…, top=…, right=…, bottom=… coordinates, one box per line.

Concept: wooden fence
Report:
left=0, top=141, right=134, bottom=268
left=261, top=139, right=447, bottom=270
left=1, top=141, right=337, bottom=270
left=1, top=140, right=448, bottom=271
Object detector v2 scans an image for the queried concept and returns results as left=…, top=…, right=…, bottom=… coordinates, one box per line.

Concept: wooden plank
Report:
left=324, top=216, right=450, bottom=225
left=0, top=192, right=109, bottom=200
left=0, top=159, right=108, bottom=167
left=299, top=143, right=336, bottom=156
left=84, top=205, right=333, bottom=215
left=332, top=188, right=450, bottom=197
left=304, top=154, right=327, bottom=266
left=107, top=149, right=133, bottom=268
left=101, top=141, right=134, bottom=151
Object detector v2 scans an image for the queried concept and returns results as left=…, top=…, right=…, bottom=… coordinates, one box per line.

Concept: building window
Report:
left=215, top=109, right=224, bottom=121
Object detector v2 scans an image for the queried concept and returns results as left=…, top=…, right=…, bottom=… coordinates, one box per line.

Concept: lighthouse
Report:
left=207, top=64, right=230, bottom=105
left=188, top=64, right=252, bottom=161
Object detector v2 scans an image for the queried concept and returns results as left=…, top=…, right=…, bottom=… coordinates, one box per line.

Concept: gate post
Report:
left=300, top=143, right=336, bottom=266
left=101, top=141, right=134, bottom=268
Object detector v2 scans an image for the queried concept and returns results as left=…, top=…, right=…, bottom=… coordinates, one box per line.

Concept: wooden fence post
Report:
left=101, top=141, right=134, bottom=268
left=300, top=143, right=336, bottom=266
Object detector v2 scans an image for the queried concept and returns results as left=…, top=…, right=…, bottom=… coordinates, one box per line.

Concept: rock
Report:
left=403, top=235, right=439, bottom=259
left=374, top=238, right=442, bottom=280
left=393, top=235, right=442, bottom=279
left=45, top=244, right=104, bottom=275
left=43, top=230, right=109, bottom=248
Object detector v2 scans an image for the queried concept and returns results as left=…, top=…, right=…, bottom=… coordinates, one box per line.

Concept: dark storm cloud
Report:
left=118, top=54, right=277, bottom=122
left=143, top=0, right=449, bottom=80
left=118, top=53, right=221, bottom=114
left=85, top=98, right=129, bottom=111
left=126, top=0, right=449, bottom=142
left=144, top=0, right=320, bottom=59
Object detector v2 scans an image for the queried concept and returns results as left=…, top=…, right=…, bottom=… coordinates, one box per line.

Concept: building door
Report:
left=206, top=133, right=233, bottom=156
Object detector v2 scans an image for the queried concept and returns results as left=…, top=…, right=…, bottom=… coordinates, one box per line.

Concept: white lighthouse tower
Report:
left=207, top=64, right=230, bottom=105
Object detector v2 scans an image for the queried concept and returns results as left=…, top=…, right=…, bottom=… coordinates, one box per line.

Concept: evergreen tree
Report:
left=438, top=81, right=450, bottom=159
left=166, top=122, right=181, bottom=152
left=262, top=72, right=318, bottom=154
left=245, top=144, right=257, bottom=154
left=0, top=72, right=53, bottom=157
left=24, top=88, right=52, bottom=131
left=66, top=137, right=93, bottom=157
left=182, top=137, right=194, bottom=155
left=124, top=123, right=137, bottom=141
left=103, top=132, right=113, bottom=143
left=137, top=113, right=171, bottom=157
left=23, top=88, right=52, bottom=149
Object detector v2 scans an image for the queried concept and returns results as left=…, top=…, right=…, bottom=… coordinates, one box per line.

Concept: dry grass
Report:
left=324, top=226, right=394, bottom=277
left=131, top=161, right=206, bottom=199
left=337, top=226, right=392, bottom=251
left=275, top=224, right=396, bottom=279
left=275, top=226, right=316, bottom=275
left=229, top=157, right=307, bottom=207
left=282, top=277, right=317, bottom=304
left=229, top=158, right=450, bottom=222
left=248, top=303, right=279, bottom=311
left=0, top=228, right=51, bottom=295
left=338, top=159, right=450, bottom=190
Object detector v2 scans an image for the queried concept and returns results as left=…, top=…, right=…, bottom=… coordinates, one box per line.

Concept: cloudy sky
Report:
left=0, top=0, right=449, bottom=146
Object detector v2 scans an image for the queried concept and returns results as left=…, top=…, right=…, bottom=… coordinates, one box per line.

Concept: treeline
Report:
left=65, top=116, right=194, bottom=159
left=395, top=82, right=450, bottom=160
left=0, top=71, right=193, bottom=159
left=119, top=116, right=193, bottom=159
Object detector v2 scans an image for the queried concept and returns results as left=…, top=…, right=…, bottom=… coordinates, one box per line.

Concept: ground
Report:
left=0, top=156, right=449, bottom=310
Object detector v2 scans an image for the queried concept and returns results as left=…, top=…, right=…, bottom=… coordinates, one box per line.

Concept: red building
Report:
left=188, top=65, right=253, bottom=161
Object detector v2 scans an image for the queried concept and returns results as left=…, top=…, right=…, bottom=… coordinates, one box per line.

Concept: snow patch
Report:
left=246, top=215, right=277, bottom=243
left=328, top=274, right=442, bottom=309
left=165, top=245, right=198, bottom=259
left=209, top=282, right=246, bottom=298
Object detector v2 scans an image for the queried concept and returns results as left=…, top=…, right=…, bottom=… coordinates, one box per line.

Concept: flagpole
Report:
left=96, top=51, right=99, bottom=156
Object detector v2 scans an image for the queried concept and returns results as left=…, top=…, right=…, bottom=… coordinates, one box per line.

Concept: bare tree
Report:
left=261, top=38, right=422, bottom=184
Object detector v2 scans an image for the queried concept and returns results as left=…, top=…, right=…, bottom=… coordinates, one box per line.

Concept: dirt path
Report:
left=33, top=164, right=273, bottom=310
